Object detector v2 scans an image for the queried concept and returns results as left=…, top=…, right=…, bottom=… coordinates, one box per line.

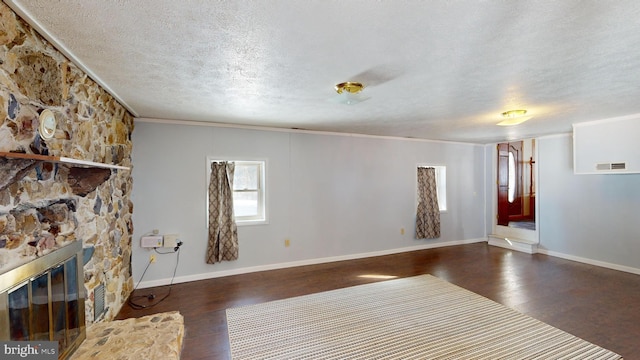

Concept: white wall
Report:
left=537, top=134, right=640, bottom=269
left=131, top=121, right=486, bottom=286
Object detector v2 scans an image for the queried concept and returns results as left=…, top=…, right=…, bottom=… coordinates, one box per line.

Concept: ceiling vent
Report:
left=595, top=162, right=626, bottom=171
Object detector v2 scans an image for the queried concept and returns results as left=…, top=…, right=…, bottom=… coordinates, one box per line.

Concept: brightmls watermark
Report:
left=1, top=342, right=57, bottom=359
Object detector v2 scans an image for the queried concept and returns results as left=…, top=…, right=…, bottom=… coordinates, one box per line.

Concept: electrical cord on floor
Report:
left=128, top=245, right=181, bottom=310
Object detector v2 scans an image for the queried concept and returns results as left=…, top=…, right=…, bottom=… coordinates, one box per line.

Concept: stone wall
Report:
left=0, top=2, right=134, bottom=324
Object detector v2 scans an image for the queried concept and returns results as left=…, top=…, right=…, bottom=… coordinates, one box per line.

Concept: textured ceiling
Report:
left=6, top=0, right=640, bottom=143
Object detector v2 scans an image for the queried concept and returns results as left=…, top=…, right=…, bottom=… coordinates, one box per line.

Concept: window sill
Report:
left=236, top=219, right=268, bottom=227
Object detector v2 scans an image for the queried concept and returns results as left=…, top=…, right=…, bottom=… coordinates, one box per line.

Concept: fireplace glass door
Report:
left=1, top=243, right=85, bottom=359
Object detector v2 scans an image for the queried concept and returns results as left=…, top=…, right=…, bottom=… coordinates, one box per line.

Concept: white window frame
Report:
left=416, top=164, right=447, bottom=212
left=207, top=157, right=268, bottom=226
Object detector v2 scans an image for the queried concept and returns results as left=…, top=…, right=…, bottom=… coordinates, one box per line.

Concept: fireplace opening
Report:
left=1, top=241, right=85, bottom=359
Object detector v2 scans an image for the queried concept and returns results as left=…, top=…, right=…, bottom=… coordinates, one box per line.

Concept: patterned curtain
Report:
left=415, top=167, right=441, bottom=239
left=206, top=161, right=239, bottom=264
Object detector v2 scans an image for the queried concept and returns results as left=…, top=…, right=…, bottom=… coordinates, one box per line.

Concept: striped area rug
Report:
left=226, top=275, right=622, bottom=359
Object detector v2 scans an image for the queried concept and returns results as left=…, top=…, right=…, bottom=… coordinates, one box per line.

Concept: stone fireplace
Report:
left=1, top=0, right=135, bottom=349
left=0, top=241, right=85, bottom=359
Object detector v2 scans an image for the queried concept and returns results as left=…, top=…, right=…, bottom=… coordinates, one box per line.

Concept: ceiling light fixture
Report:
left=502, top=109, right=527, bottom=118
left=335, top=82, right=364, bottom=94
left=334, top=82, right=368, bottom=105
left=497, top=109, right=531, bottom=126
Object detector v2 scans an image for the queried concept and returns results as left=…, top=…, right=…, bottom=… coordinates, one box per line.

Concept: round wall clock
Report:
left=38, top=109, right=56, bottom=140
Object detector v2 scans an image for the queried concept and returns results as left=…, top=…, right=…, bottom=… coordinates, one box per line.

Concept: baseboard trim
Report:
left=137, top=238, right=486, bottom=289
left=487, top=234, right=538, bottom=254
left=536, top=248, right=640, bottom=276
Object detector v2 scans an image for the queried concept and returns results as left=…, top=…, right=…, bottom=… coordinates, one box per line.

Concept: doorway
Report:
left=492, top=138, right=538, bottom=245
left=497, top=140, right=536, bottom=230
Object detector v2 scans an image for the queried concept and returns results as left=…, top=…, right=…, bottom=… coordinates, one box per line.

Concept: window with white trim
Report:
left=417, top=165, right=447, bottom=212
left=233, top=161, right=265, bottom=222
left=208, top=159, right=267, bottom=225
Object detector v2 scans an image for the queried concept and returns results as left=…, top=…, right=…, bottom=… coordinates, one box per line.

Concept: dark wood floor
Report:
left=116, top=243, right=640, bottom=360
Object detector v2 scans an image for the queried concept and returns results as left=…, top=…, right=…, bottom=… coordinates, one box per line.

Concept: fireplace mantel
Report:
left=0, top=151, right=130, bottom=195
left=0, top=151, right=130, bottom=170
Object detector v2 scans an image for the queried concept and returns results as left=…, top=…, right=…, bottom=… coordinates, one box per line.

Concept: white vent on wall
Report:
left=611, top=162, right=626, bottom=170
left=596, top=162, right=627, bottom=171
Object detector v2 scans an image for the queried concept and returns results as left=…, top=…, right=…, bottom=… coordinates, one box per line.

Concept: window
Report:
left=232, top=161, right=265, bottom=222
left=208, top=159, right=267, bottom=225
left=508, top=152, right=516, bottom=203
left=417, top=165, right=447, bottom=212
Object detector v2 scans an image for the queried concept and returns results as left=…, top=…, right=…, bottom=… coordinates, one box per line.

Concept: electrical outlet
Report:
left=150, top=254, right=156, bottom=263
left=284, top=238, right=290, bottom=247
